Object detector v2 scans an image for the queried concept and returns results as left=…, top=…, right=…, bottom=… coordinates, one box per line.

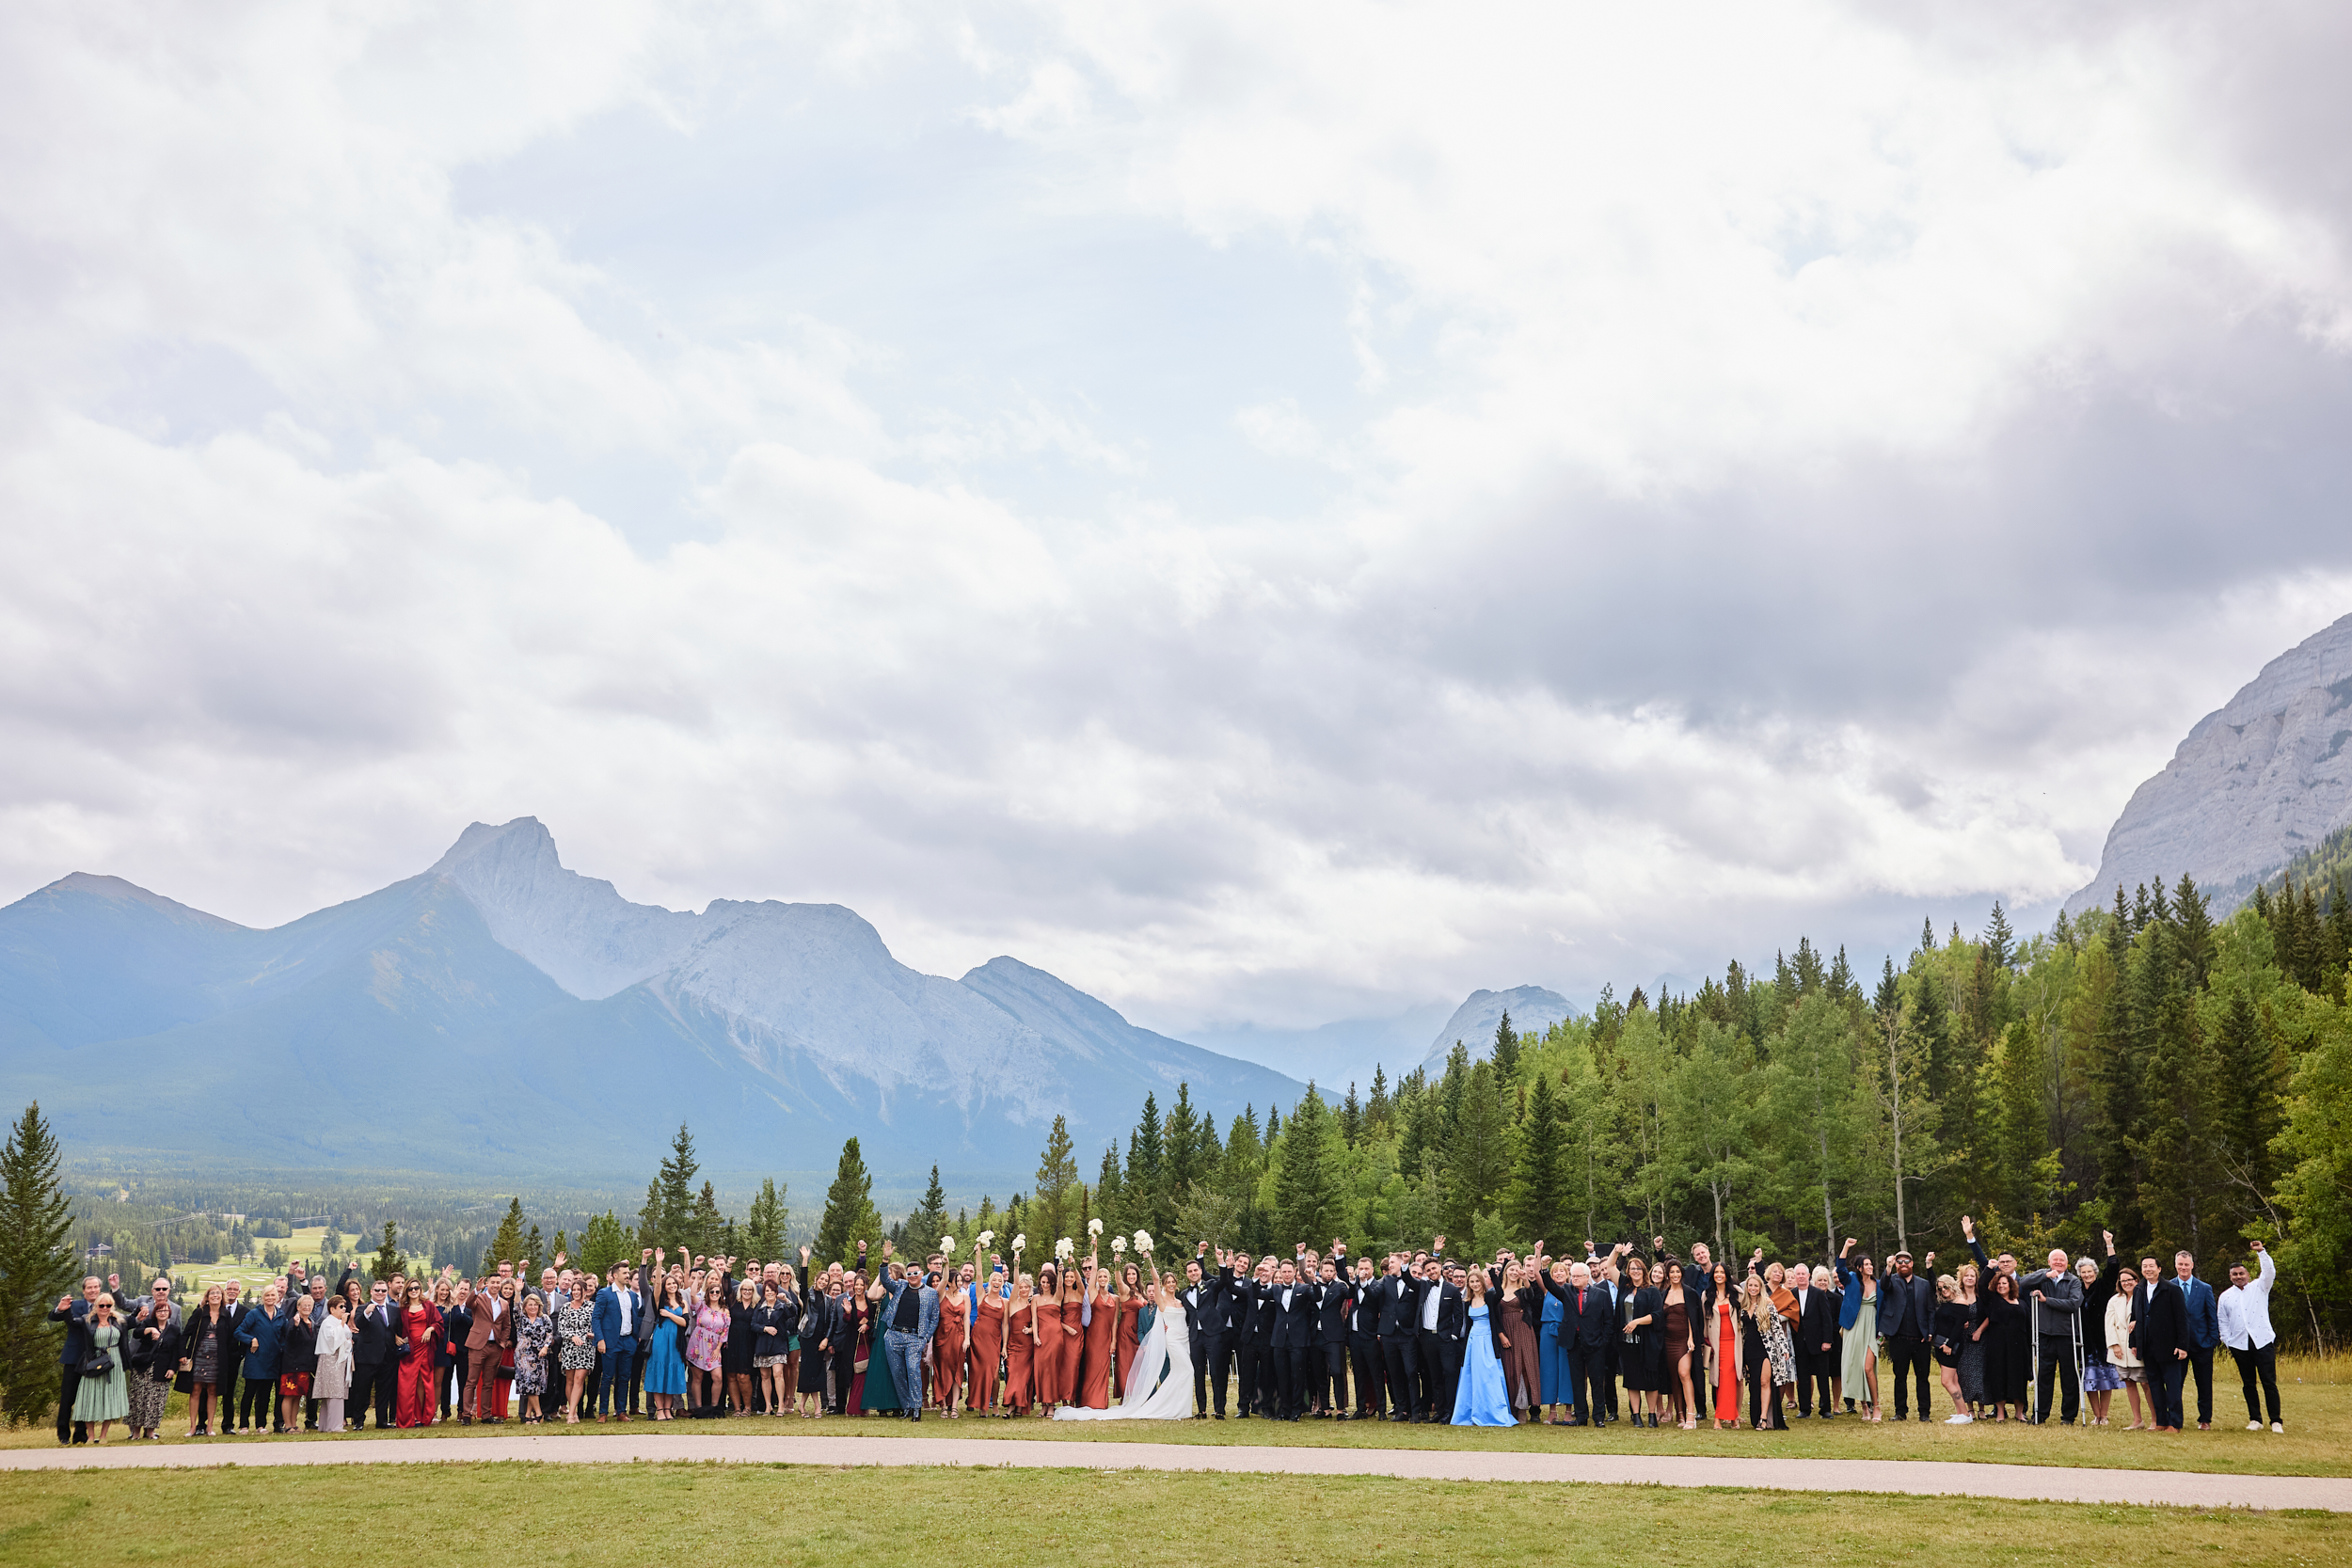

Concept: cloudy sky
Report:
left=6, top=1, right=2350, bottom=1080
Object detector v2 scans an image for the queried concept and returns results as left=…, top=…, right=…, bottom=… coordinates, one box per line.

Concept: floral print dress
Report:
left=688, top=1305, right=728, bottom=1372
left=515, top=1311, right=556, bottom=1394
left=556, top=1301, right=596, bottom=1372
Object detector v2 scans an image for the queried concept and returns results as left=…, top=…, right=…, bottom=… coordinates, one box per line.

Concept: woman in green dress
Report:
left=861, top=1264, right=905, bottom=1415
left=73, top=1293, right=130, bottom=1442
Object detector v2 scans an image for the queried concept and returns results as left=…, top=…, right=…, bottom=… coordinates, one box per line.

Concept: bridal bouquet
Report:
left=1110, top=1236, right=1127, bottom=1257
left=1133, top=1230, right=1152, bottom=1255
left=1010, top=1233, right=1026, bottom=1255
left=1088, top=1218, right=1103, bottom=1238
left=977, top=1230, right=995, bottom=1252
left=940, top=1236, right=955, bottom=1255
left=1056, top=1237, right=1076, bottom=1261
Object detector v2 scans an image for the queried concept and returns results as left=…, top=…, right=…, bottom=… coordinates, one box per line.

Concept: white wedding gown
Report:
left=1052, top=1300, right=1193, bottom=1421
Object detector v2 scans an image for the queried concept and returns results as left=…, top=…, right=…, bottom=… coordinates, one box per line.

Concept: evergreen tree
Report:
left=2175, top=874, right=2216, bottom=990
left=1505, top=1070, right=1569, bottom=1246
left=1986, top=1022, right=2055, bottom=1222
left=743, top=1179, right=787, bottom=1262
left=814, top=1138, right=883, bottom=1266
left=1920, top=915, right=1936, bottom=956
left=1163, top=1085, right=1202, bottom=1209
left=1446, top=1061, right=1512, bottom=1239
left=580, top=1212, right=629, bottom=1275
left=1982, top=900, right=2015, bottom=970
left=641, top=1123, right=701, bottom=1252
left=1094, top=1145, right=1125, bottom=1240
left=0, top=1102, right=75, bottom=1426
left=2210, top=987, right=2285, bottom=1222
left=482, top=1197, right=528, bottom=1275
left=689, top=1180, right=726, bottom=1258
left=522, top=1224, right=544, bottom=1277
left=1491, top=1012, right=1522, bottom=1085
left=2132, top=914, right=2219, bottom=1255
left=1828, top=945, right=1855, bottom=1003
left=1365, top=1066, right=1391, bottom=1135
left=1220, top=1109, right=1263, bottom=1202
left=1272, top=1085, right=1349, bottom=1249
left=1339, top=1082, right=1364, bottom=1147
left=369, top=1221, right=407, bottom=1281
left=1127, top=1092, right=1168, bottom=1238
left=907, top=1164, right=950, bottom=1254
left=1033, top=1116, right=1080, bottom=1246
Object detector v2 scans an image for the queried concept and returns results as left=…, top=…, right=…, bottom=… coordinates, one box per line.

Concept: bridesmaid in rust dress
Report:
left=1077, top=1257, right=1115, bottom=1410
left=1029, top=1264, right=1064, bottom=1414
left=968, top=1248, right=1006, bottom=1416
left=1113, top=1262, right=1143, bottom=1400
left=933, top=1271, right=969, bottom=1417
left=1005, top=1270, right=1037, bottom=1417
left=1056, top=1261, right=1087, bottom=1411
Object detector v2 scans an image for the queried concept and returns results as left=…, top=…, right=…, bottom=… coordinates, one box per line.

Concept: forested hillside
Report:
left=964, top=882, right=2351, bottom=1351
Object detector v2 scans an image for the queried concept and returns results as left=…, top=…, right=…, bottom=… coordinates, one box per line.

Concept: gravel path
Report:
left=6, top=1433, right=2345, bottom=1510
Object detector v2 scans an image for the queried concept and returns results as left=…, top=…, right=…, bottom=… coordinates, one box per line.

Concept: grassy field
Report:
left=0, top=1465, right=2338, bottom=1566
left=12, top=1361, right=2342, bottom=1478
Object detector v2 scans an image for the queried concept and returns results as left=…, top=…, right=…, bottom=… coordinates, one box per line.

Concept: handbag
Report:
left=80, top=1331, right=115, bottom=1380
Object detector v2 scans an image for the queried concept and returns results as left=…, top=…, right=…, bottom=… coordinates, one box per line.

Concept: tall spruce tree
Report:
left=1272, top=1085, right=1349, bottom=1248
left=0, top=1102, right=75, bottom=1426
left=1491, top=1012, right=1522, bottom=1085
left=1505, top=1070, right=1569, bottom=1246
left=1033, top=1116, right=1079, bottom=1247
left=743, top=1179, right=787, bottom=1262
left=814, top=1138, right=882, bottom=1265
left=370, top=1222, right=407, bottom=1281
left=1446, top=1061, right=1512, bottom=1240
left=907, top=1165, right=950, bottom=1254
left=483, top=1197, right=528, bottom=1274
left=641, top=1123, right=701, bottom=1251
left=1127, top=1092, right=1168, bottom=1238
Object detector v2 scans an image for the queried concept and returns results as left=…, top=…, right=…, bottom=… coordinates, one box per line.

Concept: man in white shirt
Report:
left=2217, top=1241, right=2281, bottom=1432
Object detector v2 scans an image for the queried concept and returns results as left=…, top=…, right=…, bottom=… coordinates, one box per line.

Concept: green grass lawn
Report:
left=0, top=1465, right=2338, bottom=1566
left=14, top=1362, right=2343, bottom=1479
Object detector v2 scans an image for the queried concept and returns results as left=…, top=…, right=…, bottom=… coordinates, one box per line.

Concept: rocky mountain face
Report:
left=1418, top=985, right=1579, bottom=1073
left=0, top=819, right=1301, bottom=1181
left=2067, top=612, right=2352, bottom=915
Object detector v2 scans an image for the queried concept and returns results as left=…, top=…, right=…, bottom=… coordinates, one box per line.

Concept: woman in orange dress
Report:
left=1004, top=1270, right=1036, bottom=1417
left=932, top=1271, right=969, bottom=1417
left=967, top=1246, right=1006, bottom=1416
left=1077, top=1255, right=1116, bottom=1410
left=1029, top=1264, right=1064, bottom=1413
left=1709, top=1262, right=1741, bottom=1429
left=1112, top=1261, right=1142, bottom=1400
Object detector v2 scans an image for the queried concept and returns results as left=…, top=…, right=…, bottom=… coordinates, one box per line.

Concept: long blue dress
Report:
left=1452, top=1303, right=1515, bottom=1426
left=1539, top=1286, right=1570, bottom=1406
left=644, top=1306, right=688, bottom=1397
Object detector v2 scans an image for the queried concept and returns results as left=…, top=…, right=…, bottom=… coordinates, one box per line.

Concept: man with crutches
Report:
left=2018, top=1248, right=2084, bottom=1425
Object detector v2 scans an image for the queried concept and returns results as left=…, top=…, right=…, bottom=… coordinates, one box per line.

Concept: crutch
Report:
left=2068, top=1299, right=2084, bottom=1430
left=2030, top=1294, right=2042, bottom=1423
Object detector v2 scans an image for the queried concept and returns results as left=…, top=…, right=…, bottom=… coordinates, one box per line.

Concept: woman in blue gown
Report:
left=1452, top=1271, right=1515, bottom=1426
left=644, top=1275, right=689, bottom=1418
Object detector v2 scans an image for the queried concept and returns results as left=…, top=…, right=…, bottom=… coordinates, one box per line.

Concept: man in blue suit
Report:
left=870, top=1243, right=938, bottom=1420
left=591, top=1264, right=642, bottom=1422
left=2172, top=1250, right=2220, bottom=1430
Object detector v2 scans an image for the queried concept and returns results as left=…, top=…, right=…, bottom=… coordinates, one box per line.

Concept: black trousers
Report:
left=2153, top=1355, right=2186, bottom=1429
left=1190, top=1332, right=1210, bottom=1414
left=1232, top=1339, right=1263, bottom=1415
left=349, top=1361, right=391, bottom=1428
left=1885, top=1334, right=1933, bottom=1418
left=1418, top=1330, right=1462, bottom=1418
left=1321, top=1342, right=1347, bottom=1412
left=2032, top=1338, right=2080, bottom=1424
left=829, top=1340, right=856, bottom=1414
left=1797, top=1361, right=1835, bottom=1416
left=1601, top=1338, right=1621, bottom=1417
left=1381, top=1335, right=1419, bottom=1418
left=1275, top=1344, right=1308, bottom=1418
left=1200, top=1331, right=1228, bottom=1415
left=2185, top=1345, right=2215, bottom=1425
left=56, top=1366, right=85, bottom=1443
left=2232, top=1343, right=2280, bottom=1425
left=628, top=1338, right=650, bottom=1413
left=218, top=1367, right=241, bottom=1430
left=240, top=1376, right=277, bottom=1432
left=1349, top=1336, right=1383, bottom=1416
left=1568, top=1345, right=1607, bottom=1421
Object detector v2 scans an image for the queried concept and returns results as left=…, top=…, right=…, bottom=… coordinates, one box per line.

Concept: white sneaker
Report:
left=1944, top=1413, right=1972, bottom=1424
left=2272, top=1422, right=2284, bottom=1433
left=2248, top=1420, right=2264, bottom=1431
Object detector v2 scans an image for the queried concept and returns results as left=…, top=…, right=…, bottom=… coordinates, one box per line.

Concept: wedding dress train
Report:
left=1052, top=1302, right=1193, bottom=1421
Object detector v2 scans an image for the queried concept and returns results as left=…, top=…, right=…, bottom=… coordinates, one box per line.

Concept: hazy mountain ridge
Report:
left=2067, top=612, right=2352, bottom=915
left=1418, top=985, right=1579, bottom=1072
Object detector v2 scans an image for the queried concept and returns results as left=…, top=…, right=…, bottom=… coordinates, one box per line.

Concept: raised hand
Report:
left=1960, top=1214, right=1974, bottom=1238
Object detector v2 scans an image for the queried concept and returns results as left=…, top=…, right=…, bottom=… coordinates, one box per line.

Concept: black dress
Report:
left=1618, top=1286, right=1665, bottom=1392
left=1985, top=1294, right=2030, bottom=1405
left=723, top=1302, right=759, bottom=1378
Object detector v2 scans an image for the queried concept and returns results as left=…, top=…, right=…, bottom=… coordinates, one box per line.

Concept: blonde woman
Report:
left=2106, top=1269, right=2146, bottom=1429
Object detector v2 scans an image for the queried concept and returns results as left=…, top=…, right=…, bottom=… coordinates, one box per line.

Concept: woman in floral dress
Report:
left=555, top=1291, right=596, bottom=1426
left=514, top=1291, right=555, bottom=1424
left=687, top=1283, right=729, bottom=1414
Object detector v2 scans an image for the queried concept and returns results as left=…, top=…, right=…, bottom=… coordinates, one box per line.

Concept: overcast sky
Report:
left=6, top=2, right=2351, bottom=1072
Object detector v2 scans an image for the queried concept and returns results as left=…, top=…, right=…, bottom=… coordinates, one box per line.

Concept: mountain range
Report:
left=2068, top=611, right=2352, bottom=915
left=0, top=817, right=1306, bottom=1183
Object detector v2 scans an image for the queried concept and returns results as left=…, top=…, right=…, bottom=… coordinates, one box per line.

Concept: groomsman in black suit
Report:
left=1241, top=1257, right=1279, bottom=1416
left=1790, top=1262, right=1838, bottom=1418
left=1215, top=1252, right=1261, bottom=1418
left=1312, top=1255, right=1353, bottom=1417
left=1267, top=1259, right=1319, bottom=1419
left=1343, top=1256, right=1383, bottom=1418
left=1375, top=1251, right=1422, bottom=1421
left=1183, top=1247, right=1217, bottom=1417
left=1410, top=1242, right=1462, bottom=1421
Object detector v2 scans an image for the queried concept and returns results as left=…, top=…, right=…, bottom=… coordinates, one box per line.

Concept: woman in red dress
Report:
left=1002, top=1269, right=1035, bottom=1417
left=1077, top=1254, right=1115, bottom=1410
left=1710, top=1262, right=1741, bottom=1429
left=965, top=1245, right=1005, bottom=1415
left=1112, top=1261, right=1143, bottom=1400
left=395, top=1282, right=443, bottom=1428
left=933, top=1272, right=969, bottom=1417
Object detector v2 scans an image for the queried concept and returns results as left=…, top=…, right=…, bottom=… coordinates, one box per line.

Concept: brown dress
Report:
left=1664, top=1298, right=1691, bottom=1413
left=932, top=1289, right=968, bottom=1410
left=1502, top=1295, right=1541, bottom=1412
left=1079, top=1291, right=1116, bottom=1409
left=1056, top=1294, right=1086, bottom=1406
left=1114, top=1293, right=1141, bottom=1400
left=1005, top=1298, right=1036, bottom=1411
left=1029, top=1299, right=1063, bottom=1404
left=968, top=1291, right=1004, bottom=1411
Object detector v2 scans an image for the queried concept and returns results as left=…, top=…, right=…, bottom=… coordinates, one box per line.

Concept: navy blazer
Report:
left=590, top=1286, right=641, bottom=1349
left=2178, top=1275, right=2220, bottom=1350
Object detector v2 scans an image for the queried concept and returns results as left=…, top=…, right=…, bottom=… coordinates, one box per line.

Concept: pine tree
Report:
left=1221, top=1109, right=1263, bottom=1202
left=1505, top=1070, right=1569, bottom=1247
left=641, top=1123, right=701, bottom=1252
left=1339, top=1082, right=1364, bottom=1146
left=1127, top=1092, right=1168, bottom=1239
left=483, top=1197, right=527, bottom=1275
left=1033, top=1116, right=1079, bottom=1247
left=1986, top=1022, right=2053, bottom=1222
left=369, top=1221, right=407, bottom=1281
left=743, top=1179, right=787, bottom=1262
left=1828, top=946, right=1855, bottom=1003
left=1920, top=916, right=1936, bottom=956
left=2175, top=874, right=2215, bottom=990
left=1163, top=1085, right=1202, bottom=1210
left=2211, top=987, right=2286, bottom=1216
left=580, top=1212, right=629, bottom=1275
left=2132, top=916, right=2219, bottom=1254
left=814, top=1138, right=883, bottom=1266
left=1272, top=1085, right=1350, bottom=1249
left=1365, top=1067, right=1391, bottom=1134
left=907, top=1165, right=950, bottom=1255
left=1094, top=1145, right=1125, bottom=1239
left=1982, top=900, right=2015, bottom=970
left=1446, top=1061, right=1512, bottom=1239
left=1492, top=1012, right=1521, bottom=1084
left=522, top=1224, right=544, bottom=1277
left=0, top=1102, right=76, bottom=1426
left=689, top=1181, right=725, bottom=1258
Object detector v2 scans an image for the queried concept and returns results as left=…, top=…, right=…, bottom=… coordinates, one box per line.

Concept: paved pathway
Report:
left=4, top=1433, right=2344, bottom=1511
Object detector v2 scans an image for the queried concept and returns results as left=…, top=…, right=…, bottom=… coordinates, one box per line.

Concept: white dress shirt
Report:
left=1420, top=1275, right=1442, bottom=1332
left=2217, top=1253, right=2275, bottom=1351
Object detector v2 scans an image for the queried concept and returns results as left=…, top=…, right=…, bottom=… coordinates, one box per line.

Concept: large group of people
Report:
left=43, top=1216, right=2286, bottom=1445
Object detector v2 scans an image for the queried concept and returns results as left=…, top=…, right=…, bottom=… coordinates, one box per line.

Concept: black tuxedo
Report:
left=1265, top=1281, right=1320, bottom=1418
left=1372, top=1271, right=1421, bottom=1420
left=1179, top=1275, right=1214, bottom=1415
left=2138, top=1276, right=2191, bottom=1429
left=350, top=1298, right=403, bottom=1428
left=1312, top=1279, right=1353, bottom=1413
left=1413, top=1267, right=1467, bottom=1419
left=1342, top=1278, right=1383, bottom=1417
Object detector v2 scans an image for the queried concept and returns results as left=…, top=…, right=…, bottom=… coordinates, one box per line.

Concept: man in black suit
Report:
left=1548, top=1255, right=1614, bottom=1427
left=1181, top=1248, right=1216, bottom=1417
left=1878, top=1247, right=1938, bottom=1422
left=1312, top=1257, right=1352, bottom=1417
left=2136, top=1255, right=2192, bottom=1432
left=1343, top=1256, right=1383, bottom=1418
left=1215, top=1252, right=1261, bottom=1418
left=1266, top=1259, right=1319, bottom=1419
left=1790, top=1263, right=1837, bottom=1418
left=1375, top=1251, right=1422, bottom=1421
left=350, top=1277, right=403, bottom=1429
left=1587, top=1243, right=1629, bottom=1423
left=1240, top=1257, right=1279, bottom=1417
left=1415, top=1247, right=1466, bottom=1422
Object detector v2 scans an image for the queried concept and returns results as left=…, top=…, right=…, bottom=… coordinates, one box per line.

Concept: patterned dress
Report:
left=688, top=1305, right=728, bottom=1372
left=556, top=1301, right=596, bottom=1372
left=1763, top=1310, right=1796, bottom=1387
left=515, top=1312, right=555, bottom=1395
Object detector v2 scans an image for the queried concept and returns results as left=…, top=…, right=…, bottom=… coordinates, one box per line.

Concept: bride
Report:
left=1053, top=1263, right=1191, bottom=1421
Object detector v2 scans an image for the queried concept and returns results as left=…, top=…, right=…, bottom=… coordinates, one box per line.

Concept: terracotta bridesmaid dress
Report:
left=1113, top=1292, right=1141, bottom=1400
left=1079, top=1289, right=1116, bottom=1410
left=969, top=1290, right=1005, bottom=1413
left=1030, top=1295, right=1064, bottom=1406
left=932, top=1289, right=968, bottom=1412
left=1005, top=1297, right=1037, bottom=1413
left=1056, top=1291, right=1086, bottom=1406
